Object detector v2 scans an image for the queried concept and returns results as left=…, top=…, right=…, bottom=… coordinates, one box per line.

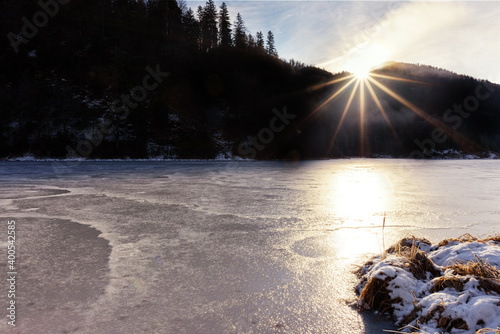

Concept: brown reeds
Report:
left=446, top=255, right=500, bottom=279
left=358, top=276, right=400, bottom=314
left=478, top=278, right=500, bottom=295
left=476, top=329, right=500, bottom=334
left=438, top=234, right=500, bottom=248
left=430, top=276, right=466, bottom=292
left=386, top=236, right=441, bottom=280
left=438, top=233, right=479, bottom=247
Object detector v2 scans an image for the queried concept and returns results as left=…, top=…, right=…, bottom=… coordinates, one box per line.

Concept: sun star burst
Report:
left=306, top=64, right=476, bottom=157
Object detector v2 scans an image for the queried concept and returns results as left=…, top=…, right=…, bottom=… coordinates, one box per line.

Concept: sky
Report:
left=186, top=1, right=500, bottom=83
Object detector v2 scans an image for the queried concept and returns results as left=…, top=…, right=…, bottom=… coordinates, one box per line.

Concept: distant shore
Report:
left=1, top=150, right=499, bottom=162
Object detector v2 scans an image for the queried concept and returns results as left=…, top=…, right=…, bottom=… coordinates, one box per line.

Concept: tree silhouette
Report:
left=266, top=30, right=278, bottom=57
left=164, top=0, right=182, bottom=46
left=196, top=5, right=205, bottom=51
left=147, top=0, right=171, bottom=51
left=247, top=34, right=256, bottom=48
left=203, top=0, right=218, bottom=51
left=256, top=31, right=265, bottom=51
left=218, top=2, right=232, bottom=47
left=178, top=0, right=188, bottom=14
left=197, top=1, right=217, bottom=52
left=181, top=7, right=200, bottom=49
left=233, top=13, right=247, bottom=49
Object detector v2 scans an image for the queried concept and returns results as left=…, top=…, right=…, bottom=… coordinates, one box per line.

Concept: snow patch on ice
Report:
left=356, top=237, right=500, bottom=333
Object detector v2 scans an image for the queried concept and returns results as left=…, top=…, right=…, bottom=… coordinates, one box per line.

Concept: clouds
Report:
left=319, top=1, right=500, bottom=83
left=186, top=1, right=500, bottom=83
left=324, top=2, right=469, bottom=75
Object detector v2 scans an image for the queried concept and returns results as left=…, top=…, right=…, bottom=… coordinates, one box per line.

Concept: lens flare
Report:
left=306, top=52, right=477, bottom=157
left=352, top=68, right=371, bottom=80
left=346, top=43, right=389, bottom=80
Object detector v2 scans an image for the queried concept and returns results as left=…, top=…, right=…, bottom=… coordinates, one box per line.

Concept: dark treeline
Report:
left=0, top=0, right=314, bottom=159
left=1, top=1, right=500, bottom=159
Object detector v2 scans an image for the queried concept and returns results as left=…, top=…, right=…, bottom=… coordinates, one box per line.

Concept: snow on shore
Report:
left=1, top=149, right=499, bottom=161
left=356, top=235, right=500, bottom=333
left=0, top=155, right=248, bottom=162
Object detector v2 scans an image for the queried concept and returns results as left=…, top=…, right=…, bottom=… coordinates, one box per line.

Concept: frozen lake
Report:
left=1, top=159, right=499, bottom=333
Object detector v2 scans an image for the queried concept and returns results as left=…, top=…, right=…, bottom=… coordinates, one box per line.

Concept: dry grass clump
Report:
left=386, top=236, right=432, bottom=254
left=429, top=257, right=500, bottom=295
left=386, top=236, right=441, bottom=280
left=438, top=233, right=479, bottom=247
left=430, top=276, right=467, bottom=292
left=358, top=276, right=401, bottom=314
left=399, top=304, right=469, bottom=332
left=417, top=305, right=445, bottom=324
left=446, top=255, right=500, bottom=279
left=384, top=328, right=500, bottom=334
left=405, top=251, right=441, bottom=280
left=437, top=317, right=468, bottom=331
left=357, top=238, right=441, bottom=318
left=358, top=235, right=500, bottom=333
left=483, top=236, right=500, bottom=244
left=383, top=325, right=430, bottom=333
left=438, top=234, right=500, bottom=247
left=475, top=329, right=500, bottom=334
left=478, top=278, right=500, bottom=295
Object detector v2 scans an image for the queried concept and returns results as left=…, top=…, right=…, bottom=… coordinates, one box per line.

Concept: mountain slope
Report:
left=1, top=58, right=500, bottom=159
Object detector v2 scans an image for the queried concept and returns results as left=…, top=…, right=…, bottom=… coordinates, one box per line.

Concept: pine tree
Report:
left=165, top=0, right=182, bottom=45
left=197, top=5, right=206, bottom=51
left=177, top=0, right=188, bottom=15
left=233, top=13, right=246, bottom=49
left=146, top=0, right=168, bottom=48
left=266, top=30, right=278, bottom=57
left=256, top=31, right=265, bottom=50
left=182, top=7, right=200, bottom=47
left=203, top=0, right=218, bottom=51
left=247, top=34, right=255, bottom=48
left=145, top=0, right=182, bottom=53
left=218, top=2, right=232, bottom=47
left=196, top=5, right=204, bottom=21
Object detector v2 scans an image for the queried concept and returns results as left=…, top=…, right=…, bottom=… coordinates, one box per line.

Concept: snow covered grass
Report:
left=356, top=235, right=500, bottom=333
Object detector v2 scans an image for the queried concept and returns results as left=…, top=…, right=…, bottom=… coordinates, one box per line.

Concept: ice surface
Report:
left=1, top=159, right=500, bottom=333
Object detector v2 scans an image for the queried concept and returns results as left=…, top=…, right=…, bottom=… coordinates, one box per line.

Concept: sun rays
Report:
left=309, top=64, right=477, bottom=156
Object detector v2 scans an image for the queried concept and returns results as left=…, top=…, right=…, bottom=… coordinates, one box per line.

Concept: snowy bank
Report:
left=356, top=235, right=500, bottom=333
left=0, top=155, right=250, bottom=162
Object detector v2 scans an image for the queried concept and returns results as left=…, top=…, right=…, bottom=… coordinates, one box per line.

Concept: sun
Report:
left=351, top=66, right=372, bottom=80
left=347, top=61, right=373, bottom=80
left=346, top=43, right=390, bottom=80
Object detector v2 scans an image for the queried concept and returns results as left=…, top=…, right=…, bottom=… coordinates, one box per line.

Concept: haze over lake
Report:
left=1, top=159, right=499, bottom=333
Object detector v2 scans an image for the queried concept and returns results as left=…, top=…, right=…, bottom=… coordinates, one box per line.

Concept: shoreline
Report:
left=1, top=152, right=499, bottom=162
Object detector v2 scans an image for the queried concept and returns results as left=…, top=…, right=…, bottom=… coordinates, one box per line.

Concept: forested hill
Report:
left=1, top=1, right=500, bottom=160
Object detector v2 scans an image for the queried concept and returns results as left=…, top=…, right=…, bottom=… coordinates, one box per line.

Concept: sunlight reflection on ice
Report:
left=330, top=228, right=384, bottom=260
left=320, top=164, right=395, bottom=260
left=330, top=168, right=389, bottom=222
